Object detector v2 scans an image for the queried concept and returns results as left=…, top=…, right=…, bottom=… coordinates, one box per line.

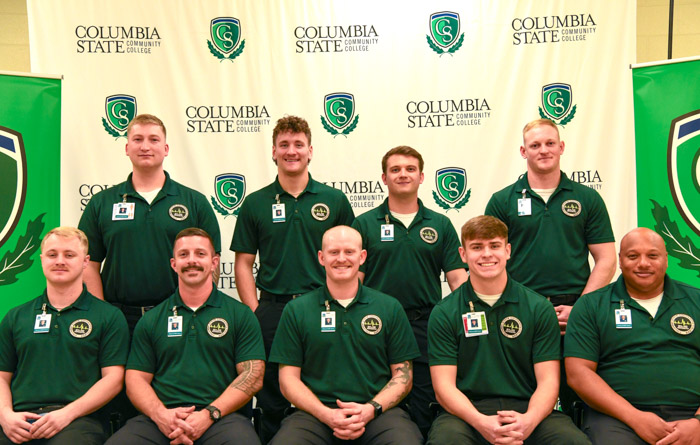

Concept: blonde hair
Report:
left=41, top=227, right=89, bottom=254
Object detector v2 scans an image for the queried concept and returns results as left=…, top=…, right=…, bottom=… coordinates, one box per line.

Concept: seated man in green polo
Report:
left=427, top=215, right=589, bottom=444
left=268, top=226, right=422, bottom=444
left=0, top=227, right=129, bottom=445
left=105, top=228, right=265, bottom=445
left=565, top=228, right=700, bottom=445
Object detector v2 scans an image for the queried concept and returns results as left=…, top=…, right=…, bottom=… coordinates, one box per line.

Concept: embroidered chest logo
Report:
left=420, top=227, right=438, bottom=244
left=361, top=315, right=382, bottom=335
left=670, top=314, right=695, bottom=335
left=207, top=318, right=229, bottom=338
left=311, top=203, right=330, bottom=221
left=500, top=316, right=522, bottom=339
left=70, top=319, right=93, bottom=338
left=561, top=200, right=581, bottom=217
left=169, top=204, right=189, bottom=221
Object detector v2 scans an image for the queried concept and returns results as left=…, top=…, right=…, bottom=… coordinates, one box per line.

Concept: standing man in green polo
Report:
left=79, top=113, right=221, bottom=330
left=485, top=118, right=616, bottom=414
left=268, top=226, right=422, bottom=445
left=427, top=216, right=589, bottom=445
left=352, top=145, right=467, bottom=437
left=565, top=228, right=700, bottom=445
left=231, top=115, right=354, bottom=442
left=106, top=228, right=265, bottom=445
left=0, top=227, right=129, bottom=445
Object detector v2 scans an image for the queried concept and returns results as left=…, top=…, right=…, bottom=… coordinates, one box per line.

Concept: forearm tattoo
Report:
left=231, top=360, right=263, bottom=396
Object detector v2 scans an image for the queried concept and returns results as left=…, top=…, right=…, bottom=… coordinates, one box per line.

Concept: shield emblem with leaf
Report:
left=430, top=12, right=460, bottom=48
left=105, top=95, right=137, bottom=133
left=0, top=127, right=27, bottom=248
left=215, top=174, right=246, bottom=212
left=541, top=84, right=572, bottom=120
left=324, top=93, right=355, bottom=130
left=211, top=18, right=241, bottom=55
left=668, top=109, right=700, bottom=236
left=435, top=167, right=467, bottom=204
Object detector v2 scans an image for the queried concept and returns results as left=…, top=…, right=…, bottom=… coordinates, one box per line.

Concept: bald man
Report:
left=565, top=228, right=700, bottom=445
left=268, top=226, right=422, bottom=445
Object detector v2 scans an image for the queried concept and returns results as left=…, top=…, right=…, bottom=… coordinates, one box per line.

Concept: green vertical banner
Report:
left=633, top=58, right=700, bottom=286
left=0, top=73, right=61, bottom=318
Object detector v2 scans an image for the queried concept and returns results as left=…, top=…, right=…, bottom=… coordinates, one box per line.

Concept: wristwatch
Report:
left=694, top=414, right=700, bottom=422
left=368, top=400, right=382, bottom=419
left=204, top=405, right=221, bottom=422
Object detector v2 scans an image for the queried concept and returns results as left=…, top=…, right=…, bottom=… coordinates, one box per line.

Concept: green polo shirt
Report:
left=564, top=275, right=700, bottom=407
left=127, top=288, right=264, bottom=408
left=485, top=172, right=614, bottom=297
left=230, top=175, right=354, bottom=295
left=78, top=172, right=221, bottom=306
left=0, top=287, right=129, bottom=412
left=352, top=198, right=465, bottom=310
left=428, top=278, right=560, bottom=401
left=269, top=284, right=419, bottom=404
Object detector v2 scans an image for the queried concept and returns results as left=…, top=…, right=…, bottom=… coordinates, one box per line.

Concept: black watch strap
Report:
left=694, top=414, right=700, bottom=422
left=368, top=400, right=382, bottom=419
left=205, top=405, right=221, bottom=422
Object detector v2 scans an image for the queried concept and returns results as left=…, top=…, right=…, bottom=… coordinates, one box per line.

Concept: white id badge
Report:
left=517, top=198, right=532, bottom=216
left=168, top=316, right=183, bottom=337
left=112, top=202, right=135, bottom=220
left=380, top=224, right=394, bottom=242
left=272, top=204, right=286, bottom=223
left=34, top=314, right=51, bottom=334
left=462, top=312, right=488, bottom=337
left=321, top=311, right=336, bottom=332
left=615, top=309, right=632, bottom=329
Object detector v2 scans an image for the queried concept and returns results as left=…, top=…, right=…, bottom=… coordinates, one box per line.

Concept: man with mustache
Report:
left=106, top=228, right=265, bottom=445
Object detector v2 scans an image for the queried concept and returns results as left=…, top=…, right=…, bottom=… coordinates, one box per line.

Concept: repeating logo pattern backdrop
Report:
left=0, top=74, right=61, bottom=318
left=633, top=59, right=700, bottom=284
left=27, top=0, right=637, bottom=299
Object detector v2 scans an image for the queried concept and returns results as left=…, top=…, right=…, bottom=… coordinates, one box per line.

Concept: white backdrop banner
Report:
left=28, top=0, right=637, bottom=298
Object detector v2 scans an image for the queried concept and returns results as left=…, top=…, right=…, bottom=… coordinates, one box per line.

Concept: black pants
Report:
left=255, top=295, right=292, bottom=444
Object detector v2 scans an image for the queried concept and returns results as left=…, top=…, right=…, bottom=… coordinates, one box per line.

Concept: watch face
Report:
left=212, top=411, right=220, bottom=420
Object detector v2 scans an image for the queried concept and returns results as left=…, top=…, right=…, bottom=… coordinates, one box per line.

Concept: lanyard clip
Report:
left=172, top=305, right=178, bottom=317
left=122, top=193, right=128, bottom=203
left=469, top=301, right=475, bottom=312
left=324, top=300, right=330, bottom=312
left=620, top=300, right=625, bottom=310
left=521, top=188, right=527, bottom=200
left=275, top=193, right=280, bottom=205
left=41, top=303, right=47, bottom=315
left=384, top=214, right=390, bottom=225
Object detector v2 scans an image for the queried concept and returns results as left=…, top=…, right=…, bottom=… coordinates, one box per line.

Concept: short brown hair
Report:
left=127, top=114, right=167, bottom=139
left=461, top=215, right=508, bottom=245
left=41, top=227, right=89, bottom=255
left=522, top=118, right=559, bottom=140
left=173, top=228, right=215, bottom=254
left=381, top=146, right=424, bottom=173
left=272, top=115, right=311, bottom=146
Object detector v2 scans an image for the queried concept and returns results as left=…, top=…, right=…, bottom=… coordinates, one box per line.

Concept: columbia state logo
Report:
left=102, top=95, right=137, bottom=139
left=420, top=227, right=438, bottom=244
left=670, top=314, right=695, bottom=335
left=169, top=204, right=189, bottom=221
left=433, top=167, right=471, bottom=211
left=69, top=319, right=93, bottom=338
left=562, top=200, right=582, bottom=217
left=426, top=12, right=464, bottom=56
left=311, top=203, right=330, bottom=221
left=500, top=316, right=522, bottom=338
left=211, top=173, right=245, bottom=217
left=208, top=17, right=245, bottom=62
left=538, top=83, right=577, bottom=126
left=361, top=315, right=382, bottom=335
left=207, top=318, right=229, bottom=337
left=0, top=127, right=46, bottom=287
left=321, top=93, right=359, bottom=137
